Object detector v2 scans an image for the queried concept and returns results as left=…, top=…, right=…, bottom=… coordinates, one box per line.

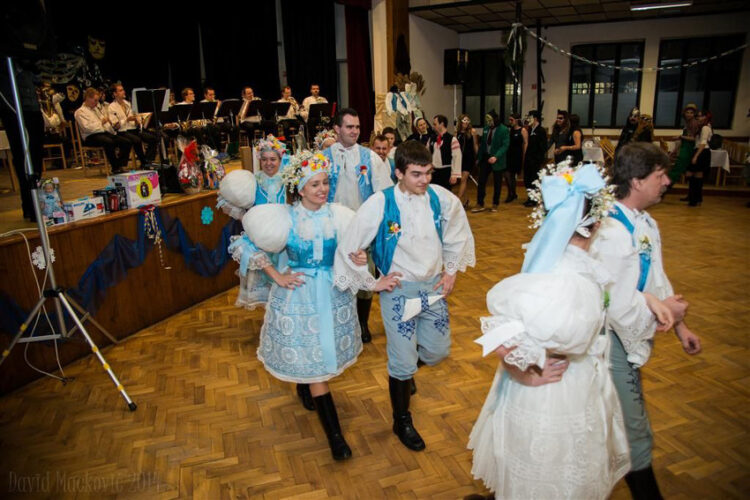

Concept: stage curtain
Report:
left=280, top=0, right=338, bottom=111
left=200, top=1, right=280, bottom=101
left=343, top=3, right=375, bottom=142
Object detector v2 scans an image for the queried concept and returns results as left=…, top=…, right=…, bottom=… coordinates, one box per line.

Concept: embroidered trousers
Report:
left=609, top=331, right=653, bottom=471
left=379, top=277, right=451, bottom=380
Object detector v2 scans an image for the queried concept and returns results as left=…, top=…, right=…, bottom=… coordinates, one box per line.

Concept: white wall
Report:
left=407, top=12, right=750, bottom=136
left=409, top=14, right=460, bottom=122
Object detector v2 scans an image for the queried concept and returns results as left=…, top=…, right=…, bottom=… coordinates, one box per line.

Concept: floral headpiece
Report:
left=313, top=129, right=337, bottom=150
left=255, top=134, right=287, bottom=156
left=281, top=150, right=331, bottom=191
left=522, top=159, right=615, bottom=274
left=528, top=158, right=615, bottom=235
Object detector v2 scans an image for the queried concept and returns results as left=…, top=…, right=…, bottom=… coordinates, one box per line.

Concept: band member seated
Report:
left=75, top=87, right=132, bottom=172
left=109, top=83, right=157, bottom=166
left=301, top=84, right=328, bottom=121
left=199, top=86, right=223, bottom=150
left=276, top=85, right=301, bottom=140
left=38, top=83, right=72, bottom=160
left=238, top=86, right=262, bottom=140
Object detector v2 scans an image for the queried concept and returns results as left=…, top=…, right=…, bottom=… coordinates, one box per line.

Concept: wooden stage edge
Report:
left=0, top=191, right=239, bottom=395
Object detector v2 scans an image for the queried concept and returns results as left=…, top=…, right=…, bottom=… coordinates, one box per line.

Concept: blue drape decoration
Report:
left=0, top=207, right=242, bottom=337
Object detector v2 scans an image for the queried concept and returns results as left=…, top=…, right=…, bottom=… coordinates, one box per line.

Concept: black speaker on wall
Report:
left=444, top=49, right=469, bottom=85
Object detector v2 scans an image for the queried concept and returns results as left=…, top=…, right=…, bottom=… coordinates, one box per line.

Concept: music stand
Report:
left=198, top=101, right=218, bottom=121
left=171, top=103, right=193, bottom=123
left=308, top=102, right=334, bottom=144
left=216, top=99, right=241, bottom=126
left=133, top=88, right=169, bottom=165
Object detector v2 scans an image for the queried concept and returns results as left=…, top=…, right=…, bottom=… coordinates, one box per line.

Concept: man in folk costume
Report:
left=323, top=108, right=394, bottom=344
left=429, top=114, right=462, bottom=190
left=333, top=140, right=475, bottom=451
left=590, top=142, right=701, bottom=499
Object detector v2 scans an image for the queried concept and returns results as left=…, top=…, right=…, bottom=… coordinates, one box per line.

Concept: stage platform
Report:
left=0, top=187, right=241, bottom=395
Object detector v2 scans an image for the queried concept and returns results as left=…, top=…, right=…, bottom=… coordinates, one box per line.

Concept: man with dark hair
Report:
left=333, top=140, right=475, bottom=453
left=323, top=107, right=393, bottom=344
left=301, top=83, right=328, bottom=122
left=109, top=83, right=157, bottom=167
left=472, top=110, right=509, bottom=213
left=591, top=142, right=702, bottom=499
left=523, top=109, right=548, bottom=207
left=429, top=114, right=461, bottom=190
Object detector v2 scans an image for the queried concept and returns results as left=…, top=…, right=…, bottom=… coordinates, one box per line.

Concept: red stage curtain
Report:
left=343, top=3, right=374, bottom=142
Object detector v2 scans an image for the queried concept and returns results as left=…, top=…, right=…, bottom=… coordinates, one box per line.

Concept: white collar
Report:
left=395, top=184, right=427, bottom=203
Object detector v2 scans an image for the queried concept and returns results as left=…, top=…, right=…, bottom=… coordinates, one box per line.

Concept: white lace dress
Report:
left=469, top=246, right=630, bottom=499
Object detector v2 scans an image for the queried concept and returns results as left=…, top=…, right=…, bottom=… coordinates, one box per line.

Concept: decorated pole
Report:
left=536, top=19, right=543, bottom=114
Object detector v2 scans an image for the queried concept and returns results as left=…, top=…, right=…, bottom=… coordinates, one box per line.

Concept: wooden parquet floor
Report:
left=1, top=191, right=748, bottom=499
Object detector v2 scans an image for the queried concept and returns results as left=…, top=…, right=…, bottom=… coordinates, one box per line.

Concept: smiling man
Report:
left=333, top=140, right=475, bottom=453
left=591, top=142, right=701, bottom=499
left=323, top=108, right=394, bottom=344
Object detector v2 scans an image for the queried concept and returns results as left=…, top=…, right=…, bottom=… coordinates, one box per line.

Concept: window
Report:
left=462, top=50, right=513, bottom=127
left=568, top=42, right=644, bottom=128
left=654, top=35, right=745, bottom=129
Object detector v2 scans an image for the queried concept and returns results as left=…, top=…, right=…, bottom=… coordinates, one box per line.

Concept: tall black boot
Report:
left=296, top=383, right=315, bottom=411
left=624, top=466, right=663, bottom=500
left=314, top=392, right=352, bottom=461
left=357, top=297, right=372, bottom=343
left=389, top=376, right=425, bottom=451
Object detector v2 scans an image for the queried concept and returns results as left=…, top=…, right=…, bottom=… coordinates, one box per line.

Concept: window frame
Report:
left=461, top=49, right=513, bottom=127
left=653, top=34, right=745, bottom=129
left=567, top=41, right=645, bottom=129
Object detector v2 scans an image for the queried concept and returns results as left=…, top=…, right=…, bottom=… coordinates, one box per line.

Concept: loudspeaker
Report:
left=444, top=49, right=469, bottom=85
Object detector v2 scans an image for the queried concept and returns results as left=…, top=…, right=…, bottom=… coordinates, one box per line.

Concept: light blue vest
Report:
left=610, top=205, right=651, bottom=292
left=372, top=186, right=443, bottom=275
left=323, top=145, right=374, bottom=204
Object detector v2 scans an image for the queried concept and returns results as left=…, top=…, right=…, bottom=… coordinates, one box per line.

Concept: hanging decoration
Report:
left=32, top=246, right=55, bottom=270
left=512, top=22, right=748, bottom=73
left=141, top=206, right=171, bottom=270
left=201, top=206, right=214, bottom=225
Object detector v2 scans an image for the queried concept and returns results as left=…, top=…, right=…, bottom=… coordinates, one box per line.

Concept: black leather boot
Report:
left=357, top=297, right=372, bottom=343
left=624, top=466, right=663, bottom=500
left=314, top=392, right=352, bottom=461
left=296, top=383, right=315, bottom=411
left=389, top=376, right=425, bottom=451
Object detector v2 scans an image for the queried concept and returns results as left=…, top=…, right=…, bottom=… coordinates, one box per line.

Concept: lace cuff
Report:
left=443, top=243, right=476, bottom=275
left=477, top=316, right=546, bottom=371
left=333, top=270, right=377, bottom=295
left=216, top=195, right=247, bottom=221
left=228, top=234, right=273, bottom=274
left=612, top=307, right=656, bottom=368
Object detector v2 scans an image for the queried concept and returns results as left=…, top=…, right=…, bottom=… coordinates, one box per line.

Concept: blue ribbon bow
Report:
left=522, top=163, right=605, bottom=274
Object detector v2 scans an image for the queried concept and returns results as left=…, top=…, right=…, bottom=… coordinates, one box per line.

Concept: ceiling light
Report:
left=630, top=1, right=693, bottom=11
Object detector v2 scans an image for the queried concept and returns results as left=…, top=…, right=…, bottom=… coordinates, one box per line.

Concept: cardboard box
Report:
left=93, top=186, right=128, bottom=213
left=107, top=170, right=161, bottom=208
left=63, top=196, right=105, bottom=222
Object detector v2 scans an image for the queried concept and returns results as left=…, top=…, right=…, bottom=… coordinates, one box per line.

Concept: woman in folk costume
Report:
left=221, top=135, right=289, bottom=309
left=228, top=151, right=395, bottom=461
left=467, top=160, right=673, bottom=499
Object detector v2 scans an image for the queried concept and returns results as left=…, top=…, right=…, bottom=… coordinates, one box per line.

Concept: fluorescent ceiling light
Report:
left=630, top=1, right=693, bottom=11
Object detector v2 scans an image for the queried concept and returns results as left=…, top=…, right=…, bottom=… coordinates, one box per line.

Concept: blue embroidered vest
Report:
left=610, top=205, right=651, bottom=292
left=372, top=186, right=443, bottom=275
left=323, top=145, right=374, bottom=204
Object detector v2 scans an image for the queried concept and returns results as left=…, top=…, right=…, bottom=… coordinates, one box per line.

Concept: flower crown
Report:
left=313, top=129, right=337, bottom=150
left=280, top=150, right=331, bottom=189
left=528, top=158, right=615, bottom=236
left=255, top=134, right=287, bottom=155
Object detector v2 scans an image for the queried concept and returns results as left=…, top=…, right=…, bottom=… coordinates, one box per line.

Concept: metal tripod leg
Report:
left=63, top=293, right=119, bottom=345
left=0, top=295, right=62, bottom=366
left=56, top=293, right=137, bottom=411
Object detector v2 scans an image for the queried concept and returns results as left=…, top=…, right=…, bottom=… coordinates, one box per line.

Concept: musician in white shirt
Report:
left=74, top=87, right=131, bottom=171
left=276, top=86, right=299, bottom=119
left=109, top=83, right=157, bottom=166
left=301, top=84, right=328, bottom=121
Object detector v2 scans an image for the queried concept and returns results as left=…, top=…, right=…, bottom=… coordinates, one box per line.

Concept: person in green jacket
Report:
left=472, top=110, right=509, bottom=213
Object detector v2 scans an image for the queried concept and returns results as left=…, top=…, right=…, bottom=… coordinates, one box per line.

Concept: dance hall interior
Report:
left=0, top=0, right=748, bottom=498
